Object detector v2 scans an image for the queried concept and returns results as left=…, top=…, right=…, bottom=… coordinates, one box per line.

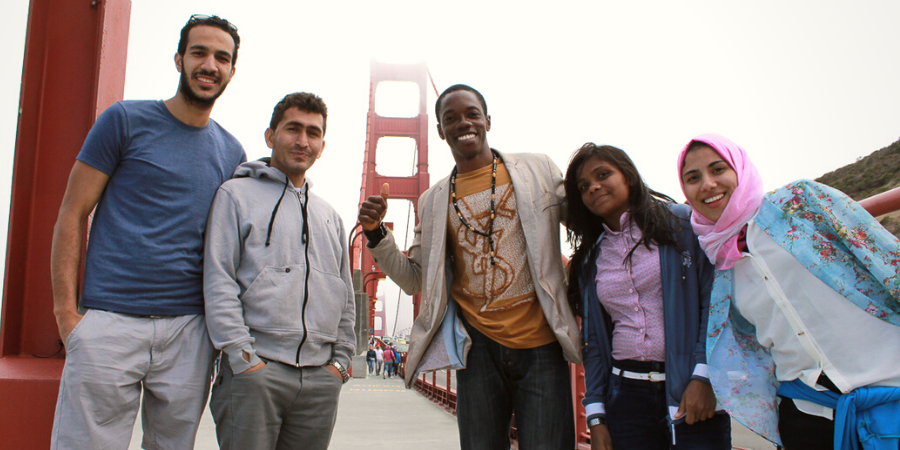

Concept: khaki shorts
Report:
left=51, top=309, right=216, bottom=450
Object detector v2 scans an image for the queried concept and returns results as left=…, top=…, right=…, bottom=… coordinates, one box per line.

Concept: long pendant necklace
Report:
left=450, top=152, right=498, bottom=266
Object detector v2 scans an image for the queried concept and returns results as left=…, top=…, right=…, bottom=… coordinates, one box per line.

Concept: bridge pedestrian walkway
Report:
left=129, top=374, right=460, bottom=450
left=329, top=375, right=460, bottom=449
left=128, top=372, right=771, bottom=450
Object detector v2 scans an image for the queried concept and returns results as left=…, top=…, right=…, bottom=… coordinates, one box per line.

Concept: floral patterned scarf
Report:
left=705, top=180, right=900, bottom=445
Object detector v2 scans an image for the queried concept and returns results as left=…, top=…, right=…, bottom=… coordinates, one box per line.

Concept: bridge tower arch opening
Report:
left=351, top=61, right=433, bottom=350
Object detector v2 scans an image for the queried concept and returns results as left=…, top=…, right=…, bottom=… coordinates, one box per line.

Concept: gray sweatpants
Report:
left=51, top=309, right=216, bottom=450
left=210, top=354, right=343, bottom=450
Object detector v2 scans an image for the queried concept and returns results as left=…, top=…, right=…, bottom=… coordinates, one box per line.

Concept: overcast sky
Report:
left=2, top=1, right=899, bottom=333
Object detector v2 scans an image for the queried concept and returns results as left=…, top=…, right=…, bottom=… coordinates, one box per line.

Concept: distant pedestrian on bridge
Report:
left=367, top=345, right=377, bottom=375
left=383, top=344, right=396, bottom=378
left=204, top=92, right=355, bottom=450
left=375, top=344, right=385, bottom=376
left=359, top=84, right=582, bottom=449
left=49, top=14, right=245, bottom=450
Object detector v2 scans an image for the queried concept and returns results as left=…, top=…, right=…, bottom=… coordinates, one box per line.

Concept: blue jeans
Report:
left=605, top=361, right=731, bottom=450
left=367, top=360, right=375, bottom=375
left=457, top=323, right=574, bottom=450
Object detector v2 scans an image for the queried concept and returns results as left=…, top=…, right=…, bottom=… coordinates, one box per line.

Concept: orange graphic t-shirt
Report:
left=447, top=161, right=555, bottom=349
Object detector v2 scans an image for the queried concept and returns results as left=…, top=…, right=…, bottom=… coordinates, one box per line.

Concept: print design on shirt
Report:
left=453, top=184, right=537, bottom=312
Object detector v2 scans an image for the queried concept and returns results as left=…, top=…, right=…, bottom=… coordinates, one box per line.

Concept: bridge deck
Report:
left=128, top=374, right=460, bottom=450
left=128, top=373, right=773, bottom=449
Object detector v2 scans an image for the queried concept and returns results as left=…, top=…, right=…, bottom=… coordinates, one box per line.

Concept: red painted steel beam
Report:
left=0, top=0, right=130, bottom=447
left=859, top=186, right=900, bottom=218
left=373, top=175, right=423, bottom=203
left=355, top=61, right=430, bottom=337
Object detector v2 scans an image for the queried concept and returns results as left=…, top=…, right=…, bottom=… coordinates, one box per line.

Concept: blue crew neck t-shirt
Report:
left=77, top=100, right=246, bottom=316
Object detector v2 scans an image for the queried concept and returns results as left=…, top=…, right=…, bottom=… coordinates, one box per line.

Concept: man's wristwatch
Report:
left=587, top=417, right=607, bottom=428
left=329, top=360, right=350, bottom=383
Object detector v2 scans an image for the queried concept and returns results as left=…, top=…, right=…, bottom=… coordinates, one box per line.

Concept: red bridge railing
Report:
left=860, top=186, right=900, bottom=218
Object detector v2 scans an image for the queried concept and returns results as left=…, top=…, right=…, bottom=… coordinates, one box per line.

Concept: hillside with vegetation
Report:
left=816, top=138, right=900, bottom=237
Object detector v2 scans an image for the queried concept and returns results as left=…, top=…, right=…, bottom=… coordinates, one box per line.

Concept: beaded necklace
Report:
left=449, top=152, right=499, bottom=266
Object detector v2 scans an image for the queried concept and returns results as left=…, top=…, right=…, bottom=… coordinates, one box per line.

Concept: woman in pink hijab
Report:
left=677, top=134, right=900, bottom=450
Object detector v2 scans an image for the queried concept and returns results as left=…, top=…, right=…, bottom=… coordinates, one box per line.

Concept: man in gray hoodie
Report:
left=204, top=92, right=356, bottom=450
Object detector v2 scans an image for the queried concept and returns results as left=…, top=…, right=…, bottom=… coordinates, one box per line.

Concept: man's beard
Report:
left=178, top=62, right=229, bottom=109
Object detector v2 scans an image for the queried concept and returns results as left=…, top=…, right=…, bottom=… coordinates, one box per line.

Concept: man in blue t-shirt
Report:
left=49, top=14, right=246, bottom=449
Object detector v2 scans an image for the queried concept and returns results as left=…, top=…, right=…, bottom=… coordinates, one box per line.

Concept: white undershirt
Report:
left=731, top=221, right=900, bottom=418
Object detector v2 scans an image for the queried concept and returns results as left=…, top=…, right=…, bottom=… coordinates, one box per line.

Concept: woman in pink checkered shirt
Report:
left=565, top=143, right=730, bottom=450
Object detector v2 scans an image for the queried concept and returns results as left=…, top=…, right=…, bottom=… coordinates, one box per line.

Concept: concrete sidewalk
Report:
left=329, top=375, right=460, bottom=450
left=128, top=373, right=772, bottom=450
left=129, top=374, right=460, bottom=450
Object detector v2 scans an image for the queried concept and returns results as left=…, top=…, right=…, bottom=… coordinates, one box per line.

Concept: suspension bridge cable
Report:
left=392, top=145, right=419, bottom=336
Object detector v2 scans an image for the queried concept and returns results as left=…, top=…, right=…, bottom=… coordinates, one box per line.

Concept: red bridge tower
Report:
left=352, top=61, right=432, bottom=340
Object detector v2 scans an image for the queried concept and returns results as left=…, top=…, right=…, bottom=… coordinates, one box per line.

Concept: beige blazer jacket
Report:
left=369, top=151, right=582, bottom=387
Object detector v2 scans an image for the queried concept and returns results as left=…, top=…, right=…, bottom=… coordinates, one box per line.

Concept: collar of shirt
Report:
left=600, top=212, right=636, bottom=240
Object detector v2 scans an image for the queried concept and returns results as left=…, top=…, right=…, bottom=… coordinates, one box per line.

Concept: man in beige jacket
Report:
left=358, top=84, right=581, bottom=450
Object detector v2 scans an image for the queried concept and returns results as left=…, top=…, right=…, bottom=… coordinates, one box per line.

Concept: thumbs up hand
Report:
left=359, top=183, right=390, bottom=231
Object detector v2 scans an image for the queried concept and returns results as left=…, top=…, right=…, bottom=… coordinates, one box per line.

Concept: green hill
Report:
left=816, top=138, right=900, bottom=237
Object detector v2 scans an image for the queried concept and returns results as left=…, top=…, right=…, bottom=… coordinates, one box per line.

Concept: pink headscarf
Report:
left=677, top=133, right=764, bottom=270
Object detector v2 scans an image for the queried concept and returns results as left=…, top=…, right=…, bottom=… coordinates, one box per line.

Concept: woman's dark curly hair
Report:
left=564, top=143, right=680, bottom=316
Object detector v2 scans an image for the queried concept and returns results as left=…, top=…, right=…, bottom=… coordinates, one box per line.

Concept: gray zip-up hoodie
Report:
left=204, top=159, right=356, bottom=374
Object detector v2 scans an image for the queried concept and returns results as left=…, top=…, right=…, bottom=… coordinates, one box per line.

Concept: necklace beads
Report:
left=449, top=153, right=498, bottom=266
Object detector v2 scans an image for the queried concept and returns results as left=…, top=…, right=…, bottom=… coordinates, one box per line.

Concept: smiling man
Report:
left=49, top=14, right=246, bottom=449
left=204, top=92, right=355, bottom=450
left=358, top=84, right=582, bottom=449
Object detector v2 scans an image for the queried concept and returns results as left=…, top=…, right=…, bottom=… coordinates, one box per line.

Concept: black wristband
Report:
left=363, top=223, right=388, bottom=247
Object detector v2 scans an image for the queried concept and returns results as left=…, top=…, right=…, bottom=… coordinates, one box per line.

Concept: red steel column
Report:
left=353, top=61, right=431, bottom=335
left=0, top=0, right=130, bottom=447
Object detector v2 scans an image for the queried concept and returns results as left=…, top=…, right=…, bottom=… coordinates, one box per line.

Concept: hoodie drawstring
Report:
left=265, top=176, right=289, bottom=247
